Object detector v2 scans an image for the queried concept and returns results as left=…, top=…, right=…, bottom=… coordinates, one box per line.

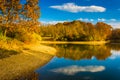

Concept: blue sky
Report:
left=22, top=0, right=120, bottom=28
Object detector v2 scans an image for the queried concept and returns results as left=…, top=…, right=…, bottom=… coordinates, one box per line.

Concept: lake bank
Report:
left=0, top=44, right=56, bottom=80
left=40, top=41, right=110, bottom=45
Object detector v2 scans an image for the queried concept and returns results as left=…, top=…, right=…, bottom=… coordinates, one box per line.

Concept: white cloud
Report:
left=109, top=19, right=117, bottom=22
left=50, top=3, right=106, bottom=13
left=84, top=18, right=89, bottom=21
left=98, top=18, right=106, bottom=21
left=50, top=65, right=105, bottom=75
left=77, top=18, right=94, bottom=22
left=90, top=19, right=94, bottom=22
left=108, top=22, right=120, bottom=28
left=79, top=18, right=83, bottom=21
left=41, top=18, right=120, bottom=28
left=97, top=19, right=120, bottom=28
left=41, top=20, right=67, bottom=25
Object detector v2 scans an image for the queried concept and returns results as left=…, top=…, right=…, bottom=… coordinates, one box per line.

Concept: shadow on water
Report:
left=0, top=49, right=19, bottom=59
left=52, top=44, right=112, bottom=60
left=106, top=43, right=120, bottom=51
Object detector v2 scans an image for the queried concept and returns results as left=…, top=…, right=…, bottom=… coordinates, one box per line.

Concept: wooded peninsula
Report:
left=40, top=21, right=120, bottom=42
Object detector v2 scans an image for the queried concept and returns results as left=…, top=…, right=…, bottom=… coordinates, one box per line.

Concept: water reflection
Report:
left=107, top=44, right=120, bottom=51
left=35, top=44, right=120, bottom=80
left=50, top=65, right=105, bottom=75
left=53, top=44, right=112, bottom=60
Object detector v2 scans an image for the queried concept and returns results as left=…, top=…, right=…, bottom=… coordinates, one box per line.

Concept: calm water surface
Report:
left=35, top=44, right=120, bottom=80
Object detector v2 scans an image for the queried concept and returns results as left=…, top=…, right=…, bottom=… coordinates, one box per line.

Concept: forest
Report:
left=40, top=20, right=120, bottom=42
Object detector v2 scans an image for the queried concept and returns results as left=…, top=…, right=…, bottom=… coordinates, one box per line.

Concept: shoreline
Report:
left=0, top=40, right=113, bottom=79
left=40, top=41, right=110, bottom=45
left=0, top=44, right=56, bottom=80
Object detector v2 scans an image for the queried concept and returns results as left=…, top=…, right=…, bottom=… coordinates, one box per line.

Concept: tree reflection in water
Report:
left=35, top=44, right=120, bottom=80
left=52, top=44, right=112, bottom=60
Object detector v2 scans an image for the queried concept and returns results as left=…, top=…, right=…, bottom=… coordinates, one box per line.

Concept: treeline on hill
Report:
left=0, top=0, right=41, bottom=44
left=40, top=20, right=115, bottom=41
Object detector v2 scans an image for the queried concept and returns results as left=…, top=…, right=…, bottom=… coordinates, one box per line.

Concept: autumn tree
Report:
left=0, top=0, right=41, bottom=43
left=23, top=0, right=40, bottom=21
left=22, top=0, right=40, bottom=33
left=95, top=22, right=112, bottom=41
left=0, top=0, right=22, bottom=36
left=40, top=21, right=113, bottom=41
left=83, top=23, right=97, bottom=41
left=110, top=29, right=120, bottom=42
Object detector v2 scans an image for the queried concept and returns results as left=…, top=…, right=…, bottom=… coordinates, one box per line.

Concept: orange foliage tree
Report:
left=0, top=0, right=40, bottom=42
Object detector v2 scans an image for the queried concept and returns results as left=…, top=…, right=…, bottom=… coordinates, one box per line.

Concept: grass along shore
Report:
left=40, top=41, right=110, bottom=45
left=0, top=44, right=56, bottom=80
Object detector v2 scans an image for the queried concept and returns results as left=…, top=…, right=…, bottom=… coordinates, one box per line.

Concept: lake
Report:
left=35, top=44, right=120, bottom=80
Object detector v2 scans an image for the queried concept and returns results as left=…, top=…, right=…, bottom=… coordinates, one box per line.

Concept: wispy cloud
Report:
left=50, top=3, right=106, bottom=13
left=41, top=20, right=68, bottom=25
left=78, top=18, right=94, bottom=22
left=50, top=65, right=105, bottom=75
left=109, top=19, right=117, bottom=22
left=98, top=18, right=106, bottom=21
left=78, top=18, right=118, bottom=23
left=41, top=18, right=120, bottom=28
left=108, top=22, right=120, bottom=29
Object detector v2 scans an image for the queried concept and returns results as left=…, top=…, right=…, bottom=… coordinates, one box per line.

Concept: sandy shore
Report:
left=0, top=45, right=56, bottom=80
left=40, top=41, right=109, bottom=45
